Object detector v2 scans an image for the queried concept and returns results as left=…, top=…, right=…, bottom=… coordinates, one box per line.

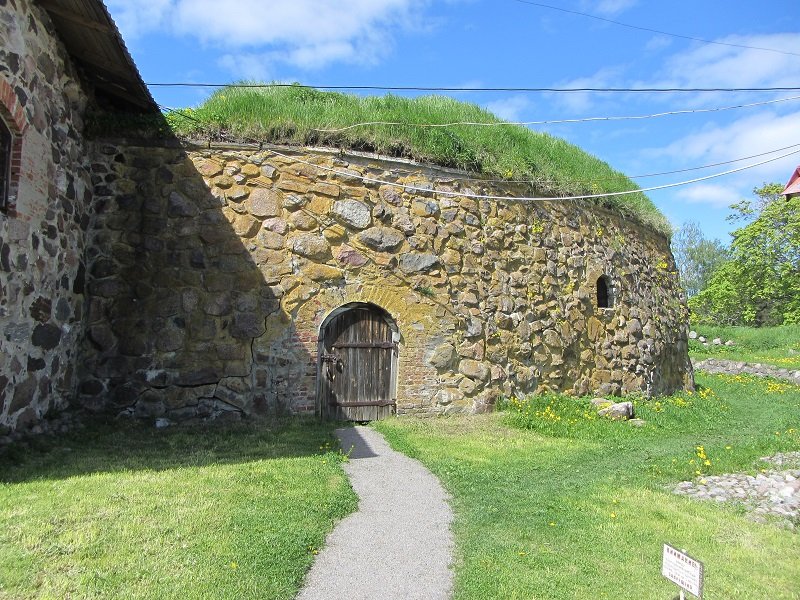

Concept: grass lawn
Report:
left=0, top=418, right=357, bottom=599
left=2, top=372, right=797, bottom=598
left=375, top=371, right=800, bottom=599
left=689, top=324, right=800, bottom=370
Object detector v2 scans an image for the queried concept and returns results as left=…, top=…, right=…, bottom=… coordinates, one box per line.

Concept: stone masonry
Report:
left=0, top=1, right=93, bottom=430
left=79, top=142, right=694, bottom=421
left=0, top=1, right=693, bottom=431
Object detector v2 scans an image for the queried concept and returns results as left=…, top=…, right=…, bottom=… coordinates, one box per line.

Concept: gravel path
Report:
left=296, top=426, right=454, bottom=600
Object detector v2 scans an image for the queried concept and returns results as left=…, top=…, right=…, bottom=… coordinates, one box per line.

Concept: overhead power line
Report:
left=259, top=144, right=800, bottom=202
left=510, top=0, right=800, bottom=57
left=160, top=104, right=800, bottom=184
left=612, top=144, right=800, bottom=180
left=146, top=82, right=800, bottom=94
left=495, top=143, right=800, bottom=184
left=310, top=95, right=800, bottom=133
left=448, top=143, right=800, bottom=185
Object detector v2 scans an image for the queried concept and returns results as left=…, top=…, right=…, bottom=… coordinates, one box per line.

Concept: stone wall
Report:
left=81, top=142, right=693, bottom=421
left=0, top=2, right=93, bottom=430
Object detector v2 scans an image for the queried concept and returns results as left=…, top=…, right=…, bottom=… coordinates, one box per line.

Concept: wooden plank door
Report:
left=319, top=307, right=397, bottom=421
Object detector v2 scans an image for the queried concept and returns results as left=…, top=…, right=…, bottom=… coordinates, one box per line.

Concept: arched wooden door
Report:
left=318, top=304, right=398, bottom=421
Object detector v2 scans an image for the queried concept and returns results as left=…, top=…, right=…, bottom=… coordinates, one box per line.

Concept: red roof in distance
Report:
left=782, top=165, right=800, bottom=196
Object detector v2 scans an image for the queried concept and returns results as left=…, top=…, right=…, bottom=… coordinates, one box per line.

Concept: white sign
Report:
left=662, top=543, right=704, bottom=599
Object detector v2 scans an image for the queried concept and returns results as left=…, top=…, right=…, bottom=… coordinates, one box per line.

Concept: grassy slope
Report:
left=689, top=324, right=800, bottom=369
left=162, top=84, right=671, bottom=237
left=375, top=372, right=800, bottom=599
left=0, top=419, right=357, bottom=600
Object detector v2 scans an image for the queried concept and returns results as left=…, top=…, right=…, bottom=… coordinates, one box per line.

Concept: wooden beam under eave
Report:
left=69, top=52, right=155, bottom=110
left=93, top=81, right=156, bottom=110
left=39, top=1, right=115, bottom=34
left=69, top=48, right=139, bottom=79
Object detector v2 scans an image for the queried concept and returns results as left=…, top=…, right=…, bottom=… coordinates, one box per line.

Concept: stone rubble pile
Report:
left=0, top=410, right=85, bottom=447
left=692, top=357, right=800, bottom=383
left=673, top=452, right=800, bottom=530
left=688, top=331, right=735, bottom=347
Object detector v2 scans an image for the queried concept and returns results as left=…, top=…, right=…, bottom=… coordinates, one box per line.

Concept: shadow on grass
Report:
left=0, top=415, right=355, bottom=484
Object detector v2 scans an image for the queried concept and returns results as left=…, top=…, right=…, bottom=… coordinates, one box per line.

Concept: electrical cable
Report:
left=146, top=82, right=800, bottom=94
left=599, top=143, right=800, bottom=181
left=250, top=145, right=800, bottom=202
left=509, top=0, right=800, bottom=58
left=160, top=102, right=800, bottom=185
left=309, top=95, right=800, bottom=133
left=160, top=105, right=800, bottom=202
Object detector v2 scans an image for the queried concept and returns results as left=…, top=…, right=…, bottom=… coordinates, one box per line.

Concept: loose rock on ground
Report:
left=692, top=357, right=800, bottom=383
left=673, top=452, right=800, bottom=531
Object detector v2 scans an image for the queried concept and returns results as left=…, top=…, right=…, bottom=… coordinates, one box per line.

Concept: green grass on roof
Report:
left=166, top=84, right=670, bottom=237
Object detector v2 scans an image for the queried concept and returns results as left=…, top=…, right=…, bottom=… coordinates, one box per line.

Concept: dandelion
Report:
left=550, top=522, right=555, bottom=527
left=725, top=446, right=732, bottom=450
left=519, top=551, right=526, bottom=556
left=231, top=563, right=237, bottom=569
left=610, top=513, right=616, bottom=518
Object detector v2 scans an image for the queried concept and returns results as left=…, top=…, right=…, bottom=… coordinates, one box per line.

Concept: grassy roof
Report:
left=165, top=84, right=671, bottom=237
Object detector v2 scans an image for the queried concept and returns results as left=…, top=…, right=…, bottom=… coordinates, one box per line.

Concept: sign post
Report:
left=662, top=543, right=704, bottom=599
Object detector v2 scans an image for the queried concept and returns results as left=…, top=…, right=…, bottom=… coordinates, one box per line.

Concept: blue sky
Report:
left=105, top=0, right=800, bottom=244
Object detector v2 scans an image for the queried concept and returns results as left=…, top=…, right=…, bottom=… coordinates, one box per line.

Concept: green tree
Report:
left=672, top=220, right=728, bottom=297
left=689, top=183, right=800, bottom=326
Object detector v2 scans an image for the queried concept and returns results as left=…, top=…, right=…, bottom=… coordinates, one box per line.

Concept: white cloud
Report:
left=551, top=67, right=626, bottom=113
left=644, top=36, right=672, bottom=53
left=673, top=183, right=741, bottom=208
left=647, top=110, right=800, bottom=208
left=484, top=95, right=532, bottom=121
left=589, top=0, right=638, bottom=16
left=175, top=0, right=416, bottom=49
left=106, top=0, right=423, bottom=70
left=105, top=0, right=173, bottom=39
left=639, top=33, right=800, bottom=94
left=658, top=111, right=800, bottom=164
left=546, top=32, right=800, bottom=112
left=217, top=53, right=273, bottom=82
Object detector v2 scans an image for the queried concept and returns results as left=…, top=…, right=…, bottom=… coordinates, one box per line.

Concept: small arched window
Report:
left=0, top=117, right=11, bottom=213
left=597, top=275, right=614, bottom=309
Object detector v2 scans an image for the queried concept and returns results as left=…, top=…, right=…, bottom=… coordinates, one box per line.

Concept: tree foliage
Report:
left=672, top=221, right=728, bottom=297
left=689, top=183, right=800, bottom=326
